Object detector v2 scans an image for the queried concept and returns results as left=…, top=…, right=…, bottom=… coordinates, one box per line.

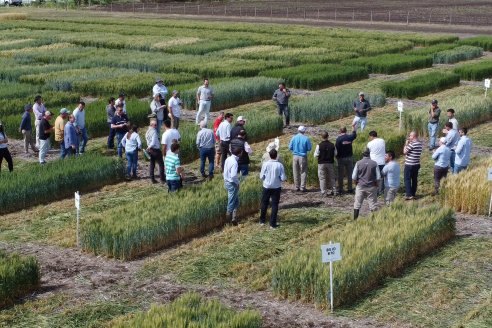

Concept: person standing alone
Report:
left=352, top=92, right=371, bottom=131
left=196, top=78, right=214, bottom=125
left=272, top=83, right=291, bottom=127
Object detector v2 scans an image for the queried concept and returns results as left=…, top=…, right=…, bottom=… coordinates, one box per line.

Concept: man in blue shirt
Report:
left=381, top=150, right=400, bottom=205
left=64, top=114, right=79, bottom=157
left=288, top=126, right=312, bottom=192
left=443, top=122, right=459, bottom=172
left=432, top=137, right=451, bottom=195
left=259, top=149, right=287, bottom=229
left=454, top=127, right=472, bottom=174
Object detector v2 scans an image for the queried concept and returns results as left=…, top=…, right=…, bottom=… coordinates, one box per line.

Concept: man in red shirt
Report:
left=213, top=111, right=224, bottom=171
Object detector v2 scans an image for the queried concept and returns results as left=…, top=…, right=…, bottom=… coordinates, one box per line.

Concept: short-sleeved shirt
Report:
left=428, top=107, right=441, bottom=124
left=39, top=118, right=52, bottom=140
left=197, top=86, right=214, bottom=101
left=165, top=153, right=181, bottom=181
left=111, top=114, right=129, bottom=134
left=161, top=129, right=181, bottom=156
left=367, top=138, right=386, bottom=166
left=54, top=116, right=66, bottom=142
left=168, top=97, right=181, bottom=118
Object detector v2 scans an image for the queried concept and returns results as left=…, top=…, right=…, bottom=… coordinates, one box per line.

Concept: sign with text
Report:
left=74, top=191, right=80, bottom=210
left=397, top=101, right=404, bottom=112
left=485, top=79, right=491, bottom=89
left=321, top=243, right=342, bottom=263
left=488, top=168, right=492, bottom=181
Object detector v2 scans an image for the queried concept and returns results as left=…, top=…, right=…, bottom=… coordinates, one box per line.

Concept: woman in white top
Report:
left=121, top=125, right=142, bottom=179
left=0, top=122, right=13, bottom=173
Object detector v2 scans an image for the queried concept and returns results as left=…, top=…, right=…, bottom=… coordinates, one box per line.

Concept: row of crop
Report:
left=342, top=54, right=433, bottom=74
left=259, top=64, right=368, bottom=90
left=0, top=154, right=125, bottom=215
left=458, top=36, right=492, bottom=51
left=381, top=72, right=461, bottom=99
left=0, top=251, right=40, bottom=308
left=454, top=59, right=492, bottom=81
left=432, top=45, right=483, bottom=64
left=110, top=293, right=261, bottom=328
left=281, top=132, right=406, bottom=187
left=403, top=93, right=492, bottom=136
left=441, top=157, right=492, bottom=215
left=289, top=90, right=386, bottom=124
left=81, top=177, right=262, bottom=260
left=271, top=202, right=455, bottom=308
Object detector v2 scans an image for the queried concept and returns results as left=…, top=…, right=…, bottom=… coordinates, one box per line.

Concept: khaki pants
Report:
left=34, top=119, right=41, bottom=148
left=293, top=155, right=308, bottom=189
left=384, top=187, right=398, bottom=205
left=214, top=142, right=221, bottom=171
left=318, top=163, right=335, bottom=194
left=22, top=129, right=37, bottom=153
left=353, top=185, right=378, bottom=211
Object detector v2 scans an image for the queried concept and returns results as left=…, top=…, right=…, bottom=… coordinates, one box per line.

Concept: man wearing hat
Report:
left=38, top=111, right=54, bottom=164
left=352, top=148, right=380, bottom=220
left=19, top=104, right=38, bottom=154
left=230, top=116, right=246, bottom=141
left=428, top=99, right=441, bottom=150
left=196, top=78, right=214, bottom=125
left=153, top=77, right=168, bottom=105
left=33, top=95, right=46, bottom=148
left=352, top=92, right=371, bottom=132
left=168, top=90, right=182, bottom=129
left=115, top=93, right=127, bottom=114
left=55, top=108, right=70, bottom=159
left=288, top=126, right=312, bottom=192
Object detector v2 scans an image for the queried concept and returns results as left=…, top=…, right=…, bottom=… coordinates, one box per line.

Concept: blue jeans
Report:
left=125, top=150, right=138, bottom=177
left=454, top=165, right=467, bottom=174
left=78, top=127, right=88, bottom=153
left=238, top=163, right=249, bottom=176
left=167, top=179, right=181, bottom=192
left=199, top=147, right=215, bottom=177
left=107, top=123, right=115, bottom=149
left=116, top=132, right=125, bottom=158
left=59, top=140, right=67, bottom=159
left=355, top=117, right=367, bottom=131
left=157, top=119, right=163, bottom=137
left=277, top=103, right=290, bottom=125
left=428, top=122, right=438, bottom=149
left=449, top=150, right=456, bottom=172
left=224, top=181, right=239, bottom=213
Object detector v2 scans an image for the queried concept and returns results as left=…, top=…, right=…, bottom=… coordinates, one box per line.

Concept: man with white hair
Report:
left=352, top=92, right=371, bottom=131
left=432, top=137, right=451, bottom=195
left=196, top=120, right=215, bottom=180
left=288, top=126, right=312, bottom=192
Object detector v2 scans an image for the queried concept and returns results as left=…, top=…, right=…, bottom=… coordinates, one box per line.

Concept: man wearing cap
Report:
left=153, top=77, right=168, bottom=104
left=352, top=148, right=380, bottom=220
left=55, top=108, right=70, bottom=159
left=168, top=90, right=182, bottom=129
left=289, top=126, right=312, bottom=192
left=432, top=137, right=451, bottom=195
left=146, top=119, right=165, bottom=183
left=216, top=113, right=234, bottom=170
left=230, top=116, right=246, bottom=141
left=196, top=78, right=214, bottom=125
left=64, top=114, right=79, bottom=157
left=150, top=93, right=166, bottom=136
left=314, top=131, right=336, bottom=196
left=213, top=112, right=224, bottom=171
left=73, top=101, right=88, bottom=154
left=428, top=99, right=441, bottom=150
left=272, top=83, right=291, bottom=127
left=33, top=95, right=46, bottom=148
left=107, top=97, right=116, bottom=149
left=196, top=120, right=215, bottom=180
left=352, top=92, right=371, bottom=131
left=38, top=111, right=54, bottom=164
left=19, top=104, right=38, bottom=154
left=111, top=104, right=129, bottom=158
left=115, top=93, right=127, bottom=114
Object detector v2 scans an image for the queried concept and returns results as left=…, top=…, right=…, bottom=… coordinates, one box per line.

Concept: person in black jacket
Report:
left=314, top=131, right=336, bottom=196
left=230, top=116, right=246, bottom=141
left=335, top=126, right=357, bottom=194
left=229, top=130, right=252, bottom=176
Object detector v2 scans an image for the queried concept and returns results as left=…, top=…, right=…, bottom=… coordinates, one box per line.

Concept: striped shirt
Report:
left=165, top=153, right=181, bottom=181
left=404, top=140, right=422, bottom=166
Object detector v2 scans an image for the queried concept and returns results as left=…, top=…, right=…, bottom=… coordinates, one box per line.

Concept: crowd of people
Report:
left=0, top=81, right=474, bottom=227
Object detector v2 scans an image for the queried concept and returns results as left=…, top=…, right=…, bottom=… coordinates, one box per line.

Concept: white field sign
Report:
left=321, top=242, right=342, bottom=312
left=485, top=79, right=490, bottom=98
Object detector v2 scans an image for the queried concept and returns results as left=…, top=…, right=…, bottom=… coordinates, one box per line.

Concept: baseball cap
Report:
left=237, top=116, right=246, bottom=122
left=432, top=99, right=438, bottom=105
left=298, top=126, right=306, bottom=133
left=60, top=108, right=70, bottom=115
left=24, top=104, right=33, bottom=111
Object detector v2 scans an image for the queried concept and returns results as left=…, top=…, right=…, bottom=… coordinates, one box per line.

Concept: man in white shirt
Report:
left=196, top=78, right=214, bottom=125
left=146, top=119, right=165, bottom=184
left=223, top=147, right=242, bottom=226
left=150, top=94, right=166, bottom=136
left=447, top=108, right=459, bottom=130
left=115, top=93, right=126, bottom=114
left=259, top=149, right=286, bottom=228
left=152, top=77, right=168, bottom=103
left=367, top=130, right=386, bottom=195
left=33, top=95, right=46, bottom=148
left=161, top=119, right=181, bottom=157
left=168, top=90, right=182, bottom=129
left=216, top=113, right=233, bottom=170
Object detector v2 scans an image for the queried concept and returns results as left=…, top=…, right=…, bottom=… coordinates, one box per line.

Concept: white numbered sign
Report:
left=321, top=243, right=342, bottom=262
left=397, top=101, right=404, bottom=112
left=75, top=191, right=80, bottom=210
left=485, top=79, right=491, bottom=89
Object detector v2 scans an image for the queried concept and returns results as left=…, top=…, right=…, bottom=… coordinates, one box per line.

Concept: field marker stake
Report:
left=321, top=241, right=342, bottom=313
left=485, top=79, right=490, bottom=98
left=488, top=168, right=492, bottom=217
left=75, top=191, right=81, bottom=248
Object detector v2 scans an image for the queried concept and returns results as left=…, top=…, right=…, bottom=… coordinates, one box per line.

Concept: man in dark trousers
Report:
left=314, top=131, right=336, bottom=196
left=230, top=116, right=246, bottom=141
left=272, top=83, right=291, bottom=127
left=230, top=130, right=252, bottom=176
left=352, top=148, right=380, bottom=220
left=335, top=125, right=357, bottom=194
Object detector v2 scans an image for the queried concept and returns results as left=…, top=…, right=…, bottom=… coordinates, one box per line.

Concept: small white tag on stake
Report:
left=74, top=191, right=80, bottom=210
left=485, top=79, right=491, bottom=89
left=397, top=101, right=404, bottom=112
